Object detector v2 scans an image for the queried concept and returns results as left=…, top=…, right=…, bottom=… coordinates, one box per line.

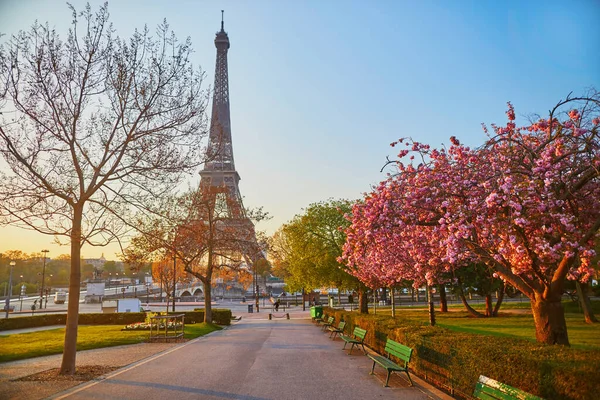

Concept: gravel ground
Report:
left=0, top=342, right=179, bottom=400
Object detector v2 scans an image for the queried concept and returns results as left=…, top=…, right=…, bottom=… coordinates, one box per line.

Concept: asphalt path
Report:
left=52, top=316, right=444, bottom=400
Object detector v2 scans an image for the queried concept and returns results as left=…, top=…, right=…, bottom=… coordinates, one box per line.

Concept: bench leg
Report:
left=370, top=361, right=376, bottom=375
left=385, top=370, right=392, bottom=387
left=383, top=369, right=392, bottom=387
left=360, top=342, right=367, bottom=355
left=342, top=341, right=348, bottom=350
left=348, top=343, right=355, bottom=355
left=405, top=370, right=413, bottom=386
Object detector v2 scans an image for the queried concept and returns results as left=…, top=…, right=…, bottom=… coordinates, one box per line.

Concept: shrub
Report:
left=324, top=307, right=600, bottom=400
left=192, top=308, right=231, bottom=325
left=0, top=309, right=231, bottom=332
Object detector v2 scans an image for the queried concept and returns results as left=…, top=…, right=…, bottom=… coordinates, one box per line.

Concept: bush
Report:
left=0, top=308, right=232, bottom=332
left=324, top=307, right=600, bottom=400
left=192, top=308, right=232, bottom=325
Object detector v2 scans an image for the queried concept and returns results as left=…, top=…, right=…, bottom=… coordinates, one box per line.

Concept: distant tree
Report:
left=151, top=256, right=188, bottom=312
left=271, top=199, right=369, bottom=312
left=103, top=261, right=118, bottom=275
left=0, top=3, right=208, bottom=374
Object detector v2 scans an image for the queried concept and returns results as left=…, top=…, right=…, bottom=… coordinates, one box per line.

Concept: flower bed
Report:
left=122, top=321, right=183, bottom=331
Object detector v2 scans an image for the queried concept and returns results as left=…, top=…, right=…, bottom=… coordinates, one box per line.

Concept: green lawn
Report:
left=374, top=302, right=600, bottom=349
left=0, top=323, right=221, bottom=363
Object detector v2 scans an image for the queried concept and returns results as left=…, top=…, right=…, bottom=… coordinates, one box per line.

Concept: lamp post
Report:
left=19, top=275, right=24, bottom=311
left=4, top=261, right=16, bottom=318
left=40, top=250, right=49, bottom=309
left=172, top=255, right=176, bottom=313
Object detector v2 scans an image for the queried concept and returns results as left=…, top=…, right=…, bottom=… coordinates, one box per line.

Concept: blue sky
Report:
left=1, top=0, right=599, bottom=258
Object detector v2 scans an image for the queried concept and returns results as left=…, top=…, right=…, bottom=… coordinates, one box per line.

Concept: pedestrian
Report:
left=275, top=299, right=280, bottom=312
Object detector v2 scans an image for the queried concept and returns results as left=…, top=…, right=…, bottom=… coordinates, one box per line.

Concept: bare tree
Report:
left=0, top=3, right=208, bottom=374
left=124, top=186, right=268, bottom=323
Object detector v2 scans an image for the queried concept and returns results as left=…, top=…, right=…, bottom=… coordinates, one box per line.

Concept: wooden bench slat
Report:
left=328, top=321, right=346, bottom=339
left=340, top=326, right=367, bottom=355
left=474, top=375, right=543, bottom=400
left=368, top=338, right=413, bottom=387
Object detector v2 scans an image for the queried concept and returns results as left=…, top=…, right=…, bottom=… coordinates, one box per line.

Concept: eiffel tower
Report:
left=197, top=12, right=262, bottom=267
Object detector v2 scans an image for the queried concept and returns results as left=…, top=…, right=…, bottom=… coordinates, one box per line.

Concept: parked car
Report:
left=54, top=291, right=67, bottom=304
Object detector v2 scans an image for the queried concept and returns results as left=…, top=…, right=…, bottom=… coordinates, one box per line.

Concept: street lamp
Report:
left=45, top=274, right=53, bottom=308
left=19, top=275, right=24, bottom=311
left=40, top=250, right=49, bottom=309
left=172, top=255, right=176, bottom=313
left=4, top=261, right=16, bottom=318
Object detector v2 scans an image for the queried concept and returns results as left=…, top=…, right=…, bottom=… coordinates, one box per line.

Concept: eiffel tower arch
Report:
left=196, top=12, right=264, bottom=275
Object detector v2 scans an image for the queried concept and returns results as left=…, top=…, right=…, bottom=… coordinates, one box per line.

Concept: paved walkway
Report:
left=1, top=312, right=452, bottom=400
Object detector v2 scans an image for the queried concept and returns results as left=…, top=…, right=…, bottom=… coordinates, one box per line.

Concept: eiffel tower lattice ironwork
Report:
left=197, top=12, right=262, bottom=263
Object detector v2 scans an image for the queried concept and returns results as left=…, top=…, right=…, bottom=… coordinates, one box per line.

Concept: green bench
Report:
left=367, top=338, right=413, bottom=387
left=340, top=326, right=367, bottom=355
left=313, top=313, right=326, bottom=324
left=474, top=375, right=543, bottom=400
left=327, top=321, right=346, bottom=340
left=320, top=316, right=334, bottom=331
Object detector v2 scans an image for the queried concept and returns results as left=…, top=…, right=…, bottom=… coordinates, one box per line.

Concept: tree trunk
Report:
left=204, top=268, right=213, bottom=323
left=576, top=281, right=598, bottom=323
left=60, top=204, right=83, bottom=375
left=530, top=293, right=570, bottom=345
left=438, top=284, right=448, bottom=312
left=427, top=285, right=436, bottom=326
left=204, top=284, right=212, bottom=323
left=484, top=294, right=493, bottom=317
left=358, top=287, right=369, bottom=314
left=457, top=284, right=484, bottom=318
left=492, top=282, right=505, bottom=316
left=391, top=287, right=396, bottom=318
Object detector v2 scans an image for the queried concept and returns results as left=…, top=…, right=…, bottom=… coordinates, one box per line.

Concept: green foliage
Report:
left=193, top=308, right=232, bottom=325
left=324, top=307, right=600, bottom=400
left=271, top=199, right=360, bottom=292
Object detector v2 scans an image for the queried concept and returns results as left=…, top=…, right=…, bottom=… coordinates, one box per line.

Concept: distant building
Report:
left=84, top=253, right=106, bottom=269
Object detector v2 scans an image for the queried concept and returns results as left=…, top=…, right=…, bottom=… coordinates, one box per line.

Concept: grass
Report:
left=374, top=300, right=600, bottom=349
left=0, top=322, right=221, bottom=363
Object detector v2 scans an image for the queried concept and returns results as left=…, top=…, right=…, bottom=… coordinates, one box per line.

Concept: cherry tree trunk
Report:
left=530, top=294, right=570, bottom=345
left=492, top=283, right=505, bottom=316
left=576, top=281, right=598, bottom=324
left=358, top=288, right=369, bottom=314
left=60, top=204, right=83, bottom=375
left=438, top=284, right=448, bottom=312
left=457, top=286, right=484, bottom=318
left=484, top=294, right=493, bottom=317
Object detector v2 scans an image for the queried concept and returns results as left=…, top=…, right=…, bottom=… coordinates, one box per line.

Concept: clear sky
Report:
left=1, top=0, right=599, bottom=259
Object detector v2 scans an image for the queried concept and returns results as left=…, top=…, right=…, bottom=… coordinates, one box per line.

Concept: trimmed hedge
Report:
left=324, top=307, right=600, bottom=400
left=0, top=309, right=231, bottom=331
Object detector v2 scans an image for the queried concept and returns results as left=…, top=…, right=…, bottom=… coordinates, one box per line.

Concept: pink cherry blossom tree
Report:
left=343, top=92, right=600, bottom=345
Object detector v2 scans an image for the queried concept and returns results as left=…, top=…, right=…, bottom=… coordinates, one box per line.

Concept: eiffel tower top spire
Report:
left=199, top=11, right=246, bottom=220
left=202, top=11, right=237, bottom=180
